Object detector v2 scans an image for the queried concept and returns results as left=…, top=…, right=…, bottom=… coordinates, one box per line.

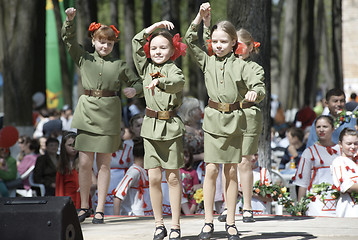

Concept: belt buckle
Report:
left=93, top=89, right=102, bottom=97
left=217, top=102, right=230, bottom=113
left=158, top=111, right=170, bottom=120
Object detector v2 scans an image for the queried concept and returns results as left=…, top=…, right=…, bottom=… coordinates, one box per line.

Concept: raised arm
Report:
left=61, top=8, right=85, bottom=66
left=184, top=3, right=212, bottom=71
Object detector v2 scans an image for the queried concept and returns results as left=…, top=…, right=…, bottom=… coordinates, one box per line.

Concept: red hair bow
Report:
left=143, top=34, right=187, bottom=61
left=235, top=42, right=248, bottom=55
left=88, top=22, right=101, bottom=32
left=110, top=25, right=120, bottom=38
left=253, top=41, right=261, bottom=48
left=206, top=39, right=213, bottom=56
left=235, top=41, right=261, bottom=56
left=143, top=35, right=152, bottom=59
left=170, top=33, right=187, bottom=61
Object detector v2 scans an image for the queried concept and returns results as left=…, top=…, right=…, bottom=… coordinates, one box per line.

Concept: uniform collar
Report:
left=94, top=51, right=113, bottom=61
left=216, top=52, right=234, bottom=61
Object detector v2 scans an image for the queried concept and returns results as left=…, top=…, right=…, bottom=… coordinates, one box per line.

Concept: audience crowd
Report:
left=0, top=88, right=357, bottom=218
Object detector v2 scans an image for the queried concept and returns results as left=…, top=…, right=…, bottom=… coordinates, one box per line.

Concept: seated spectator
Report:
left=56, top=132, right=81, bottom=209
left=61, top=105, right=76, bottom=132
left=331, top=128, right=358, bottom=217
left=345, top=92, right=358, bottom=112
left=43, top=108, right=63, bottom=138
left=123, top=114, right=144, bottom=140
left=293, top=116, right=339, bottom=216
left=180, top=146, right=200, bottom=215
left=33, top=108, right=49, bottom=139
left=17, top=137, right=40, bottom=191
left=178, top=97, right=204, bottom=169
left=294, top=103, right=316, bottom=131
left=0, top=148, right=17, bottom=197
left=306, top=88, right=357, bottom=147
left=279, top=127, right=306, bottom=170
left=33, top=137, right=60, bottom=196
left=112, top=138, right=152, bottom=216
left=38, top=136, right=47, bottom=155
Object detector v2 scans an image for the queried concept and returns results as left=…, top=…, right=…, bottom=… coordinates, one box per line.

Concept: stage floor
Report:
left=80, top=214, right=358, bottom=240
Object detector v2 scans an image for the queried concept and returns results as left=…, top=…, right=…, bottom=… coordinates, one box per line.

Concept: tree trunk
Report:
left=33, top=0, right=46, bottom=99
left=332, top=0, right=343, bottom=89
left=53, top=0, right=72, bottom=108
left=307, top=0, right=324, bottom=105
left=271, top=0, right=284, bottom=97
left=320, top=4, right=333, bottom=95
left=142, top=0, right=152, bottom=28
left=110, top=0, right=120, bottom=59
left=279, top=0, right=297, bottom=110
left=124, top=0, right=135, bottom=70
left=0, top=0, right=44, bottom=128
left=227, top=0, right=272, bottom=169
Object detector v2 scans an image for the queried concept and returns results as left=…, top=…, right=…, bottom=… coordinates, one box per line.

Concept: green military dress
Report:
left=184, top=23, right=265, bottom=163
left=62, top=20, right=142, bottom=153
left=132, top=29, right=185, bottom=169
left=202, top=27, right=265, bottom=155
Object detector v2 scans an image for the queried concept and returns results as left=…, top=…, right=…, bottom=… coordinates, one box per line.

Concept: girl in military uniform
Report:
left=184, top=3, right=265, bottom=240
left=132, top=21, right=186, bottom=240
left=203, top=25, right=265, bottom=223
left=62, top=8, right=142, bottom=224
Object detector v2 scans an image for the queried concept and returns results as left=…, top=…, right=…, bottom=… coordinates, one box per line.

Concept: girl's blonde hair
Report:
left=237, top=28, right=259, bottom=54
left=211, top=21, right=238, bottom=50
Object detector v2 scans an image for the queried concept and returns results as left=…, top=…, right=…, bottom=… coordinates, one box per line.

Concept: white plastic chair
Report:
left=15, top=165, right=46, bottom=197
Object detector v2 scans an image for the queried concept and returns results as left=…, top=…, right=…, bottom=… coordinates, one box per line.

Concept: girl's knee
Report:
left=149, top=173, right=162, bottom=186
left=166, top=171, right=180, bottom=187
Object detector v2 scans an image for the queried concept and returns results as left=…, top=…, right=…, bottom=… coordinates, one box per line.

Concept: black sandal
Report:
left=153, top=225, right=167, bottom=240
left=225, top=224, right=240, bottom=240
left=242, top=209, right=255, bottom=223
left=92, top=212, right=104, bottom=224
left=218, top=208, right=227, bottom=222
left=78, top=208, right=91, bottom=223
left=198, top=222, right=214, bottom=240
left=169, top=228, right=181, bottom=240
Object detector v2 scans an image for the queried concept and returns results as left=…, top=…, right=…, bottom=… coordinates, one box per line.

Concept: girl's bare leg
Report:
left=238, top=155, right=253, bottom=212
left=223, top=163, right=239, bottom=234
left=148, top=167, right=164, bottom=234
left=166, top=169, right=182, bottom=237
left=202, top=163, right=219, bottom=232
left=94, top=152, right=112, bottom=218
left=78, top=151, right=95, bottom=215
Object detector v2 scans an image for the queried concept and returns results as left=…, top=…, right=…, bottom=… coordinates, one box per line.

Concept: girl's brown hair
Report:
left=58, top=131, right=78, bottom=175
left=88, top=25, right=118, bottom=42
left=339, top=128, right=358, bottom=143
left=211, top=20, right=238, bottom=51
left=237, top=28, right=259, bottom=54
left=149, top=30, right=174, bottom=49
left=315, top=115, right=334, bottom=128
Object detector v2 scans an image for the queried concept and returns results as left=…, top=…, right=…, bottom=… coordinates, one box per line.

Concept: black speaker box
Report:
left=0, top=196, right=83, bottom=240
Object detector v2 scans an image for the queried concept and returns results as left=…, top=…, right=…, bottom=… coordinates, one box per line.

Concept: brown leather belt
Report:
left=145, top=108, right=177, bottom=120
left=208, top=99, right=255, bottom=113
left=84, top=89, right=117, bottom=97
